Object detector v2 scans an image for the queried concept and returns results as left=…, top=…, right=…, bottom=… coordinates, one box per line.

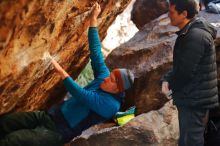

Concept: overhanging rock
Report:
left=0, top=0, right=131, bottom=114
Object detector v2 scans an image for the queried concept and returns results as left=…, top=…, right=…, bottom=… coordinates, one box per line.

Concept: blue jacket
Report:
left=60, top=27, right=122, bottom=128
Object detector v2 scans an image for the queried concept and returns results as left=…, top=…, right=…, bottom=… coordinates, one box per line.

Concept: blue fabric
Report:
left=119, top=69, right=134, bottom=90
left=57, top=27, right=122, bottom=128
left=207, top=2, right=220, bottom=13
left=48, top=104, right=106, bottom=143
left=115, top=106, right=136, bottom=118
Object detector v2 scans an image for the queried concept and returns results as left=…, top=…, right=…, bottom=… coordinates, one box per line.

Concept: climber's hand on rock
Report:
left=90, top=2, right=101, bottom=27
left=91, top=2, right=101, bottom=19
left=51, top=59, right=69, bottom=79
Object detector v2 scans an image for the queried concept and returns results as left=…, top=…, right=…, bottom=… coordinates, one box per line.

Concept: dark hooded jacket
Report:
left=162, top=17, right=219, bottom=109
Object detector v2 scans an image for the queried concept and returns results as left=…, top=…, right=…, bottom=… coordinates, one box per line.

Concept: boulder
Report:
left=131, top=0, right=168, bottom=29
left=106, top=12, right=220, bottom=115
left=70, top=101, right=179, bottom=146
left=0, top=0, right=131, bottom=114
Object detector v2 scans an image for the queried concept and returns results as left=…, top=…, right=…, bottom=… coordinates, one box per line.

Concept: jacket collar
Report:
left=176, top=16, right=199, bottom=36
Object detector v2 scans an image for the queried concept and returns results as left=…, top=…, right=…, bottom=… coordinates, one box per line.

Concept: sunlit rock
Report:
left=0, top=0, right=131, bottom=114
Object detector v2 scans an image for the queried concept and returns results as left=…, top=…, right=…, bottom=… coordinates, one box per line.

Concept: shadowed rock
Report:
left=106, top=12, right=220, bottom=115
left=70, top=101, right=178, bottom=146
left=131, top=0, right=169, bottom=29
left=0, top=0, right=132, bottom=114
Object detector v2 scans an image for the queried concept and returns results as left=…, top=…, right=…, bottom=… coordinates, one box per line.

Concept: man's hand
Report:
left=162, top=81, right=172, bottom=99
left=51, top=59, right=63, bottom=73
left=51, top=59, right=69, bottom=79
left=91, top=2, right=101, bottom=19
left=90, top=2, right=101, bottom=27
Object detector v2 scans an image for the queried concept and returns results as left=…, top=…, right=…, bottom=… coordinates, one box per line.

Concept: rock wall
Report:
left=0, top=0, right=131, bottom=114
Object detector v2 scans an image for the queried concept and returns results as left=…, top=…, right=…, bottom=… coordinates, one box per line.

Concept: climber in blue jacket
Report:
left=0, top=3, right=134, bottom=146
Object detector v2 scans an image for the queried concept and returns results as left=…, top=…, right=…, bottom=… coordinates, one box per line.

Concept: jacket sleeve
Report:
left=88, top=27, right=110, bottom=79
left=63, top=77, right=119, bottom=118
left=173, top=29, right=205, bottom=91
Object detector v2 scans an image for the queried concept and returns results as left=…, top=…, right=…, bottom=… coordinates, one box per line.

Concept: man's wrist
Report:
left=91, top=16, right=97, bottom=20
left=162, top=81, right=168, bottom=85
left=59, top=70, right=69, bottom=80
left=90, top=17, right=97, bottom=27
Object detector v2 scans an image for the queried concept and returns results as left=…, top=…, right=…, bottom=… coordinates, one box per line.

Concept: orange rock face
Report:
left=0, top=0, right=131, bottom=114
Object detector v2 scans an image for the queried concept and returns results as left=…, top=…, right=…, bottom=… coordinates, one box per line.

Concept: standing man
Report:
left=161, top=0, right=218, bottom=146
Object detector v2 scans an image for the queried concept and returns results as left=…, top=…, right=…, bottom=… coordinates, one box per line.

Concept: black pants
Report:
left=177, top=106, right=209, bottom=146
left=0, top=111, right=63, bottom=146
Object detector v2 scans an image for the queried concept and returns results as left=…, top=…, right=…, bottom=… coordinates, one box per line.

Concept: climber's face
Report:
left=100, top=72, right=120, bottom=94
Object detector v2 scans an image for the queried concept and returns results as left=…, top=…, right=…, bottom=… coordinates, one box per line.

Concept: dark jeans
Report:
left=0, top=111, right=63, bottom=146
left=177, top=106, right=209, bottom=146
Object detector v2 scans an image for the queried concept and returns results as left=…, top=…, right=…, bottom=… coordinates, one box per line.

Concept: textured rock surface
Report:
left=70, top=101, right=178, bottom=146
left=106, top=14, right=177, bottom=114
left=0, top=0, right=131, bottom=114
left=106, top=12, right=220, bottom=115
left=131, top=0, right=168, bottom=29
